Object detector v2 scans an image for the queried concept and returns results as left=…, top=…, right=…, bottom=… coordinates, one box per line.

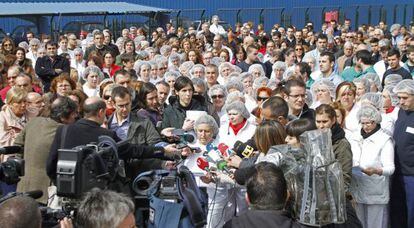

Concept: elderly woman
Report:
left=360, top=92, right=395, bottom=136
left=208, top=85, right=227, bottom=118
left=240, top=72, right=254, bottom=96
left=218, top=101, right=256, bottom=148
left=349, top=105, right=395, bottom=228
left=311, top=78, right=336, bottom=109
left=0, top=87, right=28, bottom=195
left=82, top=65, right=104, bottom=97
left=190, top=64, right=206, bottom=79
left=168, top=52, right=181, bottom=71
left=248, top=64, right=266, bottom=80
left=353, top=77, right=371, bottom=102
left=26, top=38, right=41, bottom=68
left=179, top=61, right=194, bottom=78
left=271, top=61, right=286, bottom=82
left=218, top=62, right=234, bottom=85
left=47, top=73, right=77, bottom=103
left=364, top=73, right=382, bottom=92
left=383, top=74, right=402, bottom=87
left=134, top=61, right=151, bottom=83
left=382, top=85, right=399, bottom=115
left=70, top=48, right=86, bottom=77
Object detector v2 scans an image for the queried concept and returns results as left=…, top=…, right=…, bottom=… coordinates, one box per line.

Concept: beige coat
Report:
left=14, top=117, right=61, bottom=203
left=0, top=106, right=26, bottom=162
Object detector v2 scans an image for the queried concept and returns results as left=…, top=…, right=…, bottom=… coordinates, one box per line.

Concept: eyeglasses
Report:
left=211, top=94, right=224, bottom=99
left=257, top=96, right=270, bottom=101
left=295, top=48, right=303, bottom=51
left=103, top=95, right=111, bottom=100
left=360, top=121, right=375, bottom=126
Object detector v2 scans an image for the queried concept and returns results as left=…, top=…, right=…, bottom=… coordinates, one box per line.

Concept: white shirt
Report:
left=218, top=120, right=256, bottom=148
left=209, top=24, right=226, bottom=36
left=82, top=84, right=100, bottom=97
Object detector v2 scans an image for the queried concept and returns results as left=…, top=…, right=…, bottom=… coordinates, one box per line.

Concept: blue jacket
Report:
left=393, top=109, right=414, bottom=175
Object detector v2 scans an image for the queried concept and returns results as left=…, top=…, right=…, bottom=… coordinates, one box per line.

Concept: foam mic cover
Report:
left=196, top=157, right=209, bottom=171
left=0, top=146, right=22, bottom=155
left=182, top=134, right=195, bottom=143
left=233, top=141, right=254, bottom=158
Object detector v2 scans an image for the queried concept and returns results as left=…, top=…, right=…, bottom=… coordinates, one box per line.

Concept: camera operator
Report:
left=0, top=195, right=72, bottom=228
left=76, top=188, right=135, bottom=228
left=224, top=162, right=303, bottom=228
left=14, top=96, right=78, bottom=204
left=46, top=97, right=180, bottom=182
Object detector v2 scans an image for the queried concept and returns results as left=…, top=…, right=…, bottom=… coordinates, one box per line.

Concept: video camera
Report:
left=56, top=135, right=123, bottom=199
left=0, top=146, right=24, bottom=186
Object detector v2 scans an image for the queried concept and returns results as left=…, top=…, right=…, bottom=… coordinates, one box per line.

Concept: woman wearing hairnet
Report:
left=348, top=104, right=395, bottom=228
left=353, top=77, right=371, bottom=102
left=359, top=92, right=395, bottom=136
left=218, top=101, right=256, bottom=148
left=310, top=78, right=336, bottom=109
left=218, top=62, right=234, bottom=85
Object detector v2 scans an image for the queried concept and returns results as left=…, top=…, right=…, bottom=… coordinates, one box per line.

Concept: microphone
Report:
left=0, top=146, right=23, bottom=155
left=205, top=150, right=230, bottom=173
left=217, top=143, right=231, bottom=157
left=233, top=141, right=254, bottom=158
left=0, top=190, right=43, bottom=204
left=196, top=157, right=210, bottom=172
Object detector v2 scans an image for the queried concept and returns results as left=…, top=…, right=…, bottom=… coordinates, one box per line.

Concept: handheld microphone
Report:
left=196, top=157, right=210, bottom=172
left=233, top=141, right=254, bottom=158
left=0, top=146, right=23, bottom=155
left=217, top=143, right=232, bottom=157
left=205, top=150, right=230, bottom=173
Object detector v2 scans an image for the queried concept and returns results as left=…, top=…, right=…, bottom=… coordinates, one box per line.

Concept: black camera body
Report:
left=0, top=157, right=24, bottom=185
left=56, top=136, right=120, bottom=199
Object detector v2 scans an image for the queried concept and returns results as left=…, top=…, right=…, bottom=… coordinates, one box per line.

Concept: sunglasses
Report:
left=257, top=96, right=269, bottom=101
left=211, top=94, right=224, bottom=99
left=103, top=95, right=111, bottom=100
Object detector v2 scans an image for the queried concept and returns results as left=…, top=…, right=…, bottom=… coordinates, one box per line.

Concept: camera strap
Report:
left=60, top=125, right=68, bottom=149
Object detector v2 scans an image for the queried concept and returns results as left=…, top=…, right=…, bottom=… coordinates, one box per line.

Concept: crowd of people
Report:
left=0, top=14, right=414, bottom=228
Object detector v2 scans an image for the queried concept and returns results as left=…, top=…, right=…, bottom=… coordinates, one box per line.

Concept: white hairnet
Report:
left=225, top=91, right=245, bottom=104
left=225, top=78, right=244, bottom=93
left=208, top=84, right=227, bottom=98
left=360, top=92, right=384, bottom=111
left=363, top=73, right=382, bottom=91
left=189, top=64, right=205, bottom=77
left=219, top=62, right=234, bottom=73
left=353, top=77, right=371, bottom=93
left=393, top=79, right=414, bottom=95
left=311, top=78, right=336, bottom=98
left=248, top=64, right=265, bottom=78
left=253, top=76, right=269, bottom=90
left=194, top=114, right=219, bottom=137
left=383, top=86, right=399, bottom=106
left=225, top=101, right=250, bottom=119
left=179, top=61, right=194, bottom=75
left=357, top=104, right=382, bottom=123
left=384, top=74, right=403, bottom=87
left=83, top=65, right=104, bottom=80
left=210, top=57, right=224, bottom=67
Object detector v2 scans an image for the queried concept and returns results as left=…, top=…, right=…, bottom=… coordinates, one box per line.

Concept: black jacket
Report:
left=46, top=118, right=164, bottom=181
left=224, top=210, right=304, bottom=228
left=35, top=55, right=70, bottom=84
left=161, top=95, right=213, bottom=130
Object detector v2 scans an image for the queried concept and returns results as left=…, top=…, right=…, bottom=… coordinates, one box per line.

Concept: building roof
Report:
left=0, top=2, right=172, bottom=16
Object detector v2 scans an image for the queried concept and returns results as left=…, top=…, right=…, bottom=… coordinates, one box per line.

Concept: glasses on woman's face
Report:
left=257, top=96, right=270, bottom=101
left=211, top=94, right=224, bottom=100
left=103, top=94, right=111, bottom=100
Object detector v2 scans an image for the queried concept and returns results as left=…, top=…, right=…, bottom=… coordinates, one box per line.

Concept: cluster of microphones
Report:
left=196, top=140, right=255, bottom=175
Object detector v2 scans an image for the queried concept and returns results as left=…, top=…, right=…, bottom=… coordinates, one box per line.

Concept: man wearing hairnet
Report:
left=390, top=79, right=414, bottom=228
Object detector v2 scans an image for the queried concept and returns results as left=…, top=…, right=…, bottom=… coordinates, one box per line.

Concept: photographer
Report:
left=76, top=189, right=135, bottom=228
left=46, top=97, right=180, bottom=182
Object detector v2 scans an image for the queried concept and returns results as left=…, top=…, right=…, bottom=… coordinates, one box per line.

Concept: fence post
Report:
left=355, top=6, right=359, bottom=30
left=305, top=7, right=310, bottom=25
left=280, top=8, right=285, bottom=27
left=236, top=9, right=242, bottom=24
left=321, top=7, right=326, bottom=23
left=259, top=8, right=265, bottom=25
left=200, top=10, right=206, bottom=22
left=368, top=5, right=372, bottom=25
left=403, top=4, right=407, bottom=25
left=393, top=5, right=398, bottom=24
left=175, top=10, right=181, bottom=29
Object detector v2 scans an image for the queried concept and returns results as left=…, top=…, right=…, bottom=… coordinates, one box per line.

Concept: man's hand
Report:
left=163, top=161, right=176, bottom=170
left=163, top=144, right=180, bottom=156
left=181, top=146, right=193, bottom=157
left=226, top=155, right=242, bottom=168
left=182, top=119, right=195, bottom=131
left=59, top=217, right=73, bottom=228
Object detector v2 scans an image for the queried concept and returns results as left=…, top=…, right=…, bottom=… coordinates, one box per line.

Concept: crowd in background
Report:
left=0, top=15, right=414, bottom=228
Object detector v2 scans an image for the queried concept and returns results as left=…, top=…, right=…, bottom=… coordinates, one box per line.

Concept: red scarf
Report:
left=386, top=106, right=395, bottom=114
left=229, top=119, right=247, bottom=135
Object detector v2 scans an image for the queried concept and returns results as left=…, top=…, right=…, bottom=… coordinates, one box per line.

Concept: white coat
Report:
left=348, top=128, right=395, bottom=204
left=218, top=119, right=256, bottom=148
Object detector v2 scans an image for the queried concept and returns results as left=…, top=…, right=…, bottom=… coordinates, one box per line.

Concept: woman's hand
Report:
left=182, top=119, right=195, bottom=131
left=226, top=155, right=242, bottom=168
left=362, top=167, right=383, bottom=176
